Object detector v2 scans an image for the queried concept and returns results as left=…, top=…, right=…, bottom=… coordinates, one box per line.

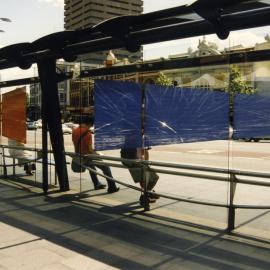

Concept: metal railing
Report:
left=1, top=144, right=270, bottom=232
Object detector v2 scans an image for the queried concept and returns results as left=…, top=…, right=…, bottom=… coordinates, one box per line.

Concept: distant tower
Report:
left=64, top=0, right=143, bottom=65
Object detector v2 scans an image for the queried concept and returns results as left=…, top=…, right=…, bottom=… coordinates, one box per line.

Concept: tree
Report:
left=228, top=65, right=256, bottom=95
left=156, top=72, right=173, bottom=86
left=227, top=65, right=257, bottom=125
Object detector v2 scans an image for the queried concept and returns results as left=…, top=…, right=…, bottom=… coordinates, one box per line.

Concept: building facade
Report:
left=29, top=61, right=96, bottom=121
left=66, top=36, right=270, bottom=120
left=64, top=0, right=143, bottom=64
left=29, top=36, right=270, bottom=121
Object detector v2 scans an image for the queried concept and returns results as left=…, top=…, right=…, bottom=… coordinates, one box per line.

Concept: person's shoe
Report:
left=107, top=187, right=120, bottom=194
left=94, top=184, right=106, bottom=190
left=148, top=190, right=160, bottom=200
left=139, top=195, right=151, bottom=211
left=25, top=166, right=33, bottom=176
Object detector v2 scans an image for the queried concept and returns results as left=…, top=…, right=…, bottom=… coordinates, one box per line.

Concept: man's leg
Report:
left=96, top=164, right=119, bottom=192
left=88, top=165, right=106, bottom=190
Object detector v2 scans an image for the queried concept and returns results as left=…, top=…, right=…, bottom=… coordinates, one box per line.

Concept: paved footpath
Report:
left=0, top=178, right=270, bottom=270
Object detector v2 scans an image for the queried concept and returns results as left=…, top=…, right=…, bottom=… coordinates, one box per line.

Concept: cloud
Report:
left=144, top=28, right=268, bottom=60
left=144, top=0, right=194, bottom=13
left=38, top=0, right=64, bottom=8
left=0, top=66, right=37, bottom=93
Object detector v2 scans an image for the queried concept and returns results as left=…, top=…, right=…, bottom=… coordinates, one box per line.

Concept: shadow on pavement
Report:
left=0, top=180, right=270, bottom=270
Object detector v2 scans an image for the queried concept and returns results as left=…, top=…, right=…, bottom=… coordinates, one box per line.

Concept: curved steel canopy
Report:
left=0, top=0, right=270, bottom=70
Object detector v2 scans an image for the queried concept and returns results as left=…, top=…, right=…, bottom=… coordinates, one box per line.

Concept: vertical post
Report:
left=141, top=85, right=150, bottom=211
left=12, top=158, right=15, bottom=176
left=227, top=72, right=236, bottom=232
left=227, top=173, right=237, bottom=232
left=54, top=167, right=57, bottom=186
left=38, top=59, right=69, bottom=193
left=143, top=165, right=150, bottom=211
left=41, top=68, right=48, bottom=194
left=2, top=147, right=7, bottom=178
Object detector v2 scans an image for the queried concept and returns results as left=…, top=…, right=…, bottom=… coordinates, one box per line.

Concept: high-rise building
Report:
left=64, top=0, right=143, bottom=65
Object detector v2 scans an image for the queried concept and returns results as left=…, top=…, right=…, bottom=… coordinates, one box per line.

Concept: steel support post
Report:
left=227, top=173, right=237, bottom=232
left=38, top=59, right=69, bottom=192
left=141, top=85, right=150, bottom=211
left=41, top=94, right=48, bottom=194
left=227, top=84, right=236, bottom=232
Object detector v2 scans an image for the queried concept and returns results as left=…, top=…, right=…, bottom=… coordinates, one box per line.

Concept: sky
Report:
left=0, top=0, right=269, bottom=83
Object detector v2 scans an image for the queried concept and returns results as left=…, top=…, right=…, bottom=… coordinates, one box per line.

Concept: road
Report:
left=11, top=129, right=270, bottom=172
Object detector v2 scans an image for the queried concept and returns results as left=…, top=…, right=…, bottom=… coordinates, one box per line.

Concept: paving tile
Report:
left=0, top=238, right=43, bottom=257
left=84, top=242, right=151, bottom=269
left=61, top=254, right=120, bottom=270
left=0, top=222, right=38, bottom=249
left=0, top=248, right=66, bottom=270
left=39, top=263, right=74, bottom=270
left=42, top=241, right=79, bottom=259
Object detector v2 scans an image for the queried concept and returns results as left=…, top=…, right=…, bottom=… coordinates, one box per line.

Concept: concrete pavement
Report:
left=1, top=175, right=270, bottom=269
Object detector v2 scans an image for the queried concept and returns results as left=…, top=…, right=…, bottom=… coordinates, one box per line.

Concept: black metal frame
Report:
left=80, top=49, right=270, bottom=78
left=0, top=72, right=73, bottom=88
left=0, top=1, right=270, bottom=70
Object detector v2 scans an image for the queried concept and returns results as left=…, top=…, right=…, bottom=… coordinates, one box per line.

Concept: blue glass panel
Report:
left=233, top=94, right=270, bottom=139
left=144, top=84, right=229, bottom=147
left=94, top=80, right=142, bottom=150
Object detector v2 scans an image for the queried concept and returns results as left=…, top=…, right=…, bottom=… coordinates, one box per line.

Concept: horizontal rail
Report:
left=1, top=144, right=270, bottom=211
left=91, top=160, right=270, bottom=188
left=1, top=49, right=270, bottom=88
left=80, top=161, right=270, bottom=210
left=2, top=145, right=270, bottom=186
left=145, top=160, right=270, bottom=179
left=234, top=204, right=270, bottom=210
left=91, top=154, right=270, bottom=180
left=0, top=72, right=73, bottom=88
left=81, top=49, right=270, bottom=78
left=79, top=161, right=227, bottom=208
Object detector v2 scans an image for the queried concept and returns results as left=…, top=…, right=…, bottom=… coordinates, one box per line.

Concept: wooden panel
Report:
left=2, top=87, right=26, bottom=143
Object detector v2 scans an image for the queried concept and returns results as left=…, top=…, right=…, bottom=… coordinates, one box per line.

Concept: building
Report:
left=139, top=36, right=269, bottom=92
left=64, top=0, right=143, bottom=65
left=29, top=61, right=73, bottom=113
left=29, top=35, right=270, bottom=120
left=29, top=61, right=94, bottom=121
left=67, top=35, right=270, bottom=118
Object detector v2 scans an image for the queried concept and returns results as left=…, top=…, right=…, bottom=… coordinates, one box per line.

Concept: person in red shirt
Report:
left=72, top=116, right=119, bottom=193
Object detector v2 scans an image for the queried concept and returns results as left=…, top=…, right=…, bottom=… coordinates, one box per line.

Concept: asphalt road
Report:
left=17, top=129, right=270, bottom=172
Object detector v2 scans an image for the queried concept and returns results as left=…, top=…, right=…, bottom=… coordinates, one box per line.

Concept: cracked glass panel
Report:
left=144, top=84, right=229, bottom=147
left=233, top=94, right=270, bottom=139
left=94, top=79, right=142, bottom=150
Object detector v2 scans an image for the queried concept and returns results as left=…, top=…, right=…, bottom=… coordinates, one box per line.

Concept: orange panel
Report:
left=2, top=87, right=26, bottom=143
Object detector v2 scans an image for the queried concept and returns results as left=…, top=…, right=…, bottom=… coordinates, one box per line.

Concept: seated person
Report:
left=120, top=147, right=159, bottom=206
left=72, top=116, right=119, bottom=193
left=8, top=139, right=42, bottom=175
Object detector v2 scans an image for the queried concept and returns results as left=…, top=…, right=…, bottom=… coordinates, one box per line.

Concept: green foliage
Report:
left=228, top=65, right=256, bottom=95
left=156, top=72, right=173, bottom=86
